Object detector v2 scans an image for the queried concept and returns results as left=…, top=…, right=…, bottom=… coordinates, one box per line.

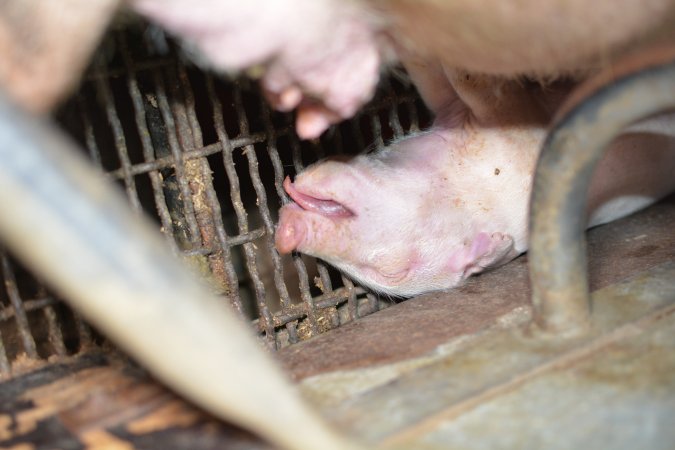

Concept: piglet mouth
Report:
left=283, top=176, right=354, bottom=217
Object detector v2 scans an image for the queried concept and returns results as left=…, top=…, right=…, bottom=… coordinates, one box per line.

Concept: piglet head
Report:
left=275, top=133, right=519, bottom=297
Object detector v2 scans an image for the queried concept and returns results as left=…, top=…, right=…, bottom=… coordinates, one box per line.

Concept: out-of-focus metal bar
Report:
left=149, top=67, right=203, bottom=250
left=42, top=303, right=68, bottom=357
left=93, top=54, right=143, bottom=212
left=119, top=32, right=179, bottom=253
left=0, top=333, right=9, bottom=375
left=76, top=93, right=103, bottom=170
left=529, top=57, right=675, bottom=335
left=0, top=296, right=57, bottom=321
left=0, top=94, right=362, bottom=450
left=1, top=255, right=38, bottom=358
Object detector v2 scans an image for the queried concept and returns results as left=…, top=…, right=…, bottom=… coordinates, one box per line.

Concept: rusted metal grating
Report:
left=0, top=21, right=430, bottom=375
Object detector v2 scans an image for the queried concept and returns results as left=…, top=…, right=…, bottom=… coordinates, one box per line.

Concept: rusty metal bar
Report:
left=42, top=303, right=68, bottom=357
left=149, top=67, right=203, bottom=250
left=94, top=53, right=143, bottom=212
left=118, top=32, right=179, bottom=253
left=1, top=254, right=38, bottom=358
left=0, top=332, right=9, bottom=375
left=0, top=296, right=57, bottom=321
left=529, top=58, right=675, bottom=335
left=256, top=86, right=303, bottom=345
left=207, top=77, right=271, bottom=330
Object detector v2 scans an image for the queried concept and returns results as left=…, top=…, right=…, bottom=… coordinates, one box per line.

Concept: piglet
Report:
left=275, top=61, right=675, bottom=297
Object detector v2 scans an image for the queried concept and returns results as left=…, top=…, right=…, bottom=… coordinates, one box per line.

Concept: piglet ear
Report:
left=447, top=232, right=516, bottom=278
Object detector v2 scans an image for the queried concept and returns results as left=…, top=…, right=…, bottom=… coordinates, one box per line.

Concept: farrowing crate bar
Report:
left=0, top=21, right=431, bottom=371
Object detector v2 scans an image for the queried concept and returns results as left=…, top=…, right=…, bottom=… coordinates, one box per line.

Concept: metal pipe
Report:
left=529, top=57, right=675, bottom=335
left=0, top=94, right=362, bottom=450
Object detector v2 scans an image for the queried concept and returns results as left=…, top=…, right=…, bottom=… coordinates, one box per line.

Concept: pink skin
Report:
left=275, top=65, right=675, bottom=297
left=130, top=0, right=386, bottom=139
left=130, top=0, right=673, bottom=140
left=275, top=116, right=532, bottom=296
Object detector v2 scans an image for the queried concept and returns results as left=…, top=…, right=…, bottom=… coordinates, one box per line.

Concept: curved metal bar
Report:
left=0, top=95, right=362, bottom=450
left=529, top=59, right=675, bottom=335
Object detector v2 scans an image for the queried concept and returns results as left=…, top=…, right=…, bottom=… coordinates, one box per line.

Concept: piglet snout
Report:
left=275, top=204, right=307, bottom=254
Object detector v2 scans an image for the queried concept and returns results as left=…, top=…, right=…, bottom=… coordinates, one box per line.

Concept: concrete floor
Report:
left=2, top=196, right=674, bottom=449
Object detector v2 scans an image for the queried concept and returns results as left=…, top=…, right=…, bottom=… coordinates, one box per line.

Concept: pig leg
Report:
left=131, top=0, right=387, bottom=139
left=397, top=46, right=567, bottom=127
left=0, top=0, right=120, bottom=113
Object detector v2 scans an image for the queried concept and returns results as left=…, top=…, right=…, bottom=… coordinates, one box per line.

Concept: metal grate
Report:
left=0, top=20, right=430, bottom=374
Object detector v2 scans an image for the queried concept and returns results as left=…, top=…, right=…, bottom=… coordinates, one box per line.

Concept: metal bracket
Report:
left=529, top=51, right=675, bottom=335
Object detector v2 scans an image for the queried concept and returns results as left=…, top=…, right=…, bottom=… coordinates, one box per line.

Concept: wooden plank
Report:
left=0, top=354, right=271, bottom=449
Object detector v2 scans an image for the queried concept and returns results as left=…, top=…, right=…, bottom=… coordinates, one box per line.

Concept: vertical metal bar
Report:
left=1, top=255, right=37, bottom=358
left=31, top=282, right=69, bottom=356
left=406, top=99, right=420, bottom=133
left=74, top=313, right=94, bottom=349
left=256, top=87, right=304, bottom=345
left=42, top=304, right=67, bottom=357
left=119, top=32, right=180, bottom=253
left=317, top=264, right=333, bottom=296
left=286, top=132, right=321, bottom=336
left=367, top=292, right=383, bottom=315
left=343, top=275, right=358, bottom=322
left=529, top=59, right=675, bottom=334
left=172, top=64, right=239, bottom=299
left=206, top=76, right=256, bottom=320
left=150, top=68, right=202, bottom=249
left=370, top=112, right=384, bottom=149
left=383, top=78, right=405, bottom=139
left=73, top=95, right=99, bottom=350
left=290, top=130, right=305, bottom=174
left=0, top=330, right=10, bottom=375
left=76, top=93, right=103, bottom=170
left=389, top=106, right=404, bottom=139
left=293, top=254, right=319, bottom=336
left=93, top=54, right=142, bottom=211
left=230, top=81, right=277, bottom=344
